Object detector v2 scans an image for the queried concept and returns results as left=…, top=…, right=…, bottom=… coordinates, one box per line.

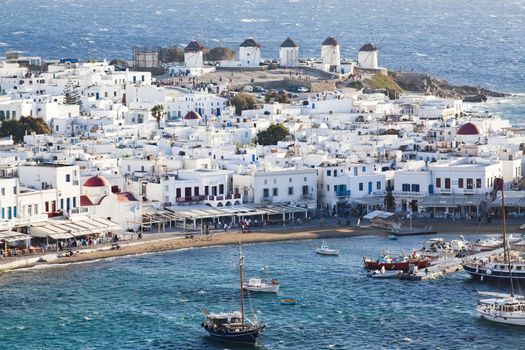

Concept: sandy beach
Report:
left=0, top=218, right=521, bottom=272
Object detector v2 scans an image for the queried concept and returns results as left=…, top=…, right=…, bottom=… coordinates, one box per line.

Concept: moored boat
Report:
left=388, top=234, right=397, bottom=240
left=243, top=278, right=279, bottom=293
left=363, top=253, right=430, bottom=271
left=473, top=178, right=525, bottom=326
left=202, top=245, right=266, bottom=344
left=243, top=266, right=279, bottom=293
left=280, top=298, right=297, bottom=305
left=367, top=267, right=403, bottom=279
left=316, top=240, right=339, bottom=256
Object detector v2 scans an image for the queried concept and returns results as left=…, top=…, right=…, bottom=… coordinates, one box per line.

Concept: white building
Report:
left=321, top=37, right=340, bottom=71
left=358, top=43, right=379, bottom=69
left=18, top=164, right=81, bottom=214
left=279, top=37, right=299, bottom=68
left=184, top=41, right=204, bottom=69
left=239, top=38, right=261, bottom=67
left=429, top=158, right=502, bottom=195
left=233, top=168, right=317, bottom=209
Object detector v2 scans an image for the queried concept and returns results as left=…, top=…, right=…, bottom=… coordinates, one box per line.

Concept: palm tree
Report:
left=151, top=104, right=165, bottom=129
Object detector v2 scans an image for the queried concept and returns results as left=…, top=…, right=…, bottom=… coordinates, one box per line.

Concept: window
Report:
left=0, top=188, right=4, bottom=196
left=73, top=197, right=76, bottom=208
left=436, top=178, right=441, bottom=188
left=272, top=188, right=278, bottom=196
left=411, top=184, right=420, bottom=192
left=376, top=182, right=381, bottom=190
left=466, top=178, right=473, bottom=189
left=458, top=178, right=464, bottom=188
left=288, top=187, right=294, bottom=195
left=263, top=188, right=269, bottom=198
left=45, top=201, right=49, bottom=212
left=289, top=178, right=292, bottom=183
left=219, top=184, right=224, bottom=194
left=327, top=170, right=332, bottom=176
left=304, top=177, right=307, bottom=182
left=302, top=185, right=309, bottom=195
left=326, top=185, right=330, bottom=191
left=445, top=178, right=450, bottom=189
left=65, top=174, right=71, bottom=182
left=476, top=178, right=482, bottom=189
left=359, top=183, right=364, bottom=191
left=362, top=166, right=366, bottom=173
left=402, top=184, right=410, bottom=192
left=176, top=188, right=181, bottom=198
left=334, top=170, right=338, bottom=177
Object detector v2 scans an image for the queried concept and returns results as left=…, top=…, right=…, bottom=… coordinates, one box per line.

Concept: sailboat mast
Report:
left=239, top=245, right=245, bottom=326
left=500, top=179, right=515, bottom=296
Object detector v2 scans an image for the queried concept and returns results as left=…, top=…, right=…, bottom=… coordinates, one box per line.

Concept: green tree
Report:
left=229, top=93, right=256, bottom=116
left=151, top=104, right=165, bottom=129
left=265, top=90, right=291, bottom=104
left=165, top=47, right=184, bottom=63
left=0, top=116, right=51, bottom=143
left=384, top=190, right=395, bottom=212
left=63, top=79, right=82, bottom=106
left=256, top=123, right=290, bottom=146
left=204, top=47, right=236, bottom=61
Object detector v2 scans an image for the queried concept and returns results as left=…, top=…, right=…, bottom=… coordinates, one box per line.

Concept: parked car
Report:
left=253, top=86, right=266, bottom=93
left=297, top=87, right=309, bottom=93
left=243, top=85, right=254, bottom=92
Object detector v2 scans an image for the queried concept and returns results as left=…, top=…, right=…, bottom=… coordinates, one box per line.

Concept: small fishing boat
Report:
left=316, top=240, right=339, bottom=256
left=388, top=234, right=397, bottom=240
left=243, top=266, right=279, bottom=293
left=202, top=245, right=266, bottom=344
left=280, top=298, right=297, bottom=305
left=367, top=267, right=403, bottom=279
left=243, top=278, right=279, bottom=293
left=363, top=252, right=430, bottom=271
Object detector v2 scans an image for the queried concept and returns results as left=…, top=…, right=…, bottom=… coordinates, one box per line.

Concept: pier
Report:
left=399, top=248, right=505, bottom=281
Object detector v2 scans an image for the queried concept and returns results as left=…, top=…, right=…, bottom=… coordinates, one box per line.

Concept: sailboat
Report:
left=201, top=244, right=266, bottom=344
left=475, top=178, right=525, bottom=326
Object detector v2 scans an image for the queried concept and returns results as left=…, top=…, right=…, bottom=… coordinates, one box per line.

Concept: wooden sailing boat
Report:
left=201, top=244, right=266, bottom=343
left=476, top=178, right=525, bottom=326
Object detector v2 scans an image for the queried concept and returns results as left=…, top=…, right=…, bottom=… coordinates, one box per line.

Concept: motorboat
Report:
left=243, top=266, right=279, bottom=293
left=388, top=234, right=397, bottom=240
left=243, top=278, right=279, bottom=293
left=280, top=299, right=297, bottom=306
left=316, top=240, right=339, bottom=256
left=202, top=245, right=266, bottom=344
left=367, top=266, right=403, bottom=279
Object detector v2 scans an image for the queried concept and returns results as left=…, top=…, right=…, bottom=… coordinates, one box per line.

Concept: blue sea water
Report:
left=0, top=235, right=523, bottom=349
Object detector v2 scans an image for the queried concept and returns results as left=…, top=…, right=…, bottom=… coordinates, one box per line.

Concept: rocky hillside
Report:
left=390, top=72, right=507, bottom=102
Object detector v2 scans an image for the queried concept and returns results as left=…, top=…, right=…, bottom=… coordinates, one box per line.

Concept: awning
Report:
left=352, top=197, right=385, bottom=206
left=363, top=210, right=395, bottom=220
left=0, top=231, right=31, bottom=242
left=419, top=195, right=485, bottom=208
left=49, top=232, right=74, bottom=240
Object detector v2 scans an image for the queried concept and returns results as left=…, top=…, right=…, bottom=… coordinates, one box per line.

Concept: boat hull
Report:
left=243, top=285, right=279, bottom=293
left=363, top=259, right=430, bottom=271
left=316, top=249, right=339, bottom=256
left=463, top=264, right=525, bottom=284
left=203, top=325, right=265, bottom=344
left=478, top=307, right=525, bottom=326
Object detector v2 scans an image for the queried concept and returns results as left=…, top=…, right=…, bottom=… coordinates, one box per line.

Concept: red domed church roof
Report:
left=183, top=111, right=202, bottom=120
left=457, top=122, right=481, bottom=135
left=84, top=175, right=110, bottom=187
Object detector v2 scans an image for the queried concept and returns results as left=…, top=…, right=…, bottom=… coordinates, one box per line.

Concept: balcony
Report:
left=175, top=195, right=205, bottom=204
left=204, top=194, right=243, bottom=207
left=393, top=191, right=428, bottom=198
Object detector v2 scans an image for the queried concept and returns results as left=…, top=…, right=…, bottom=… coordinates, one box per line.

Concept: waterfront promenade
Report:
left=0, top=217, right=521, bottom=274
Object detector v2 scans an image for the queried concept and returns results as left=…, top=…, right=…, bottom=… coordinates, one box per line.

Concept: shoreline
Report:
left=1, top=220, right=521, bottom=273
